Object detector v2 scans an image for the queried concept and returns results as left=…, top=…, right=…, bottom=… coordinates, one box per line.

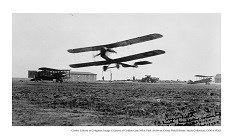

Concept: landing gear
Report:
left=56, top=79, right=63, bottom=83
left=116, top=63, right=120, bottom=69
left=103, top=66, right=108, bottom=71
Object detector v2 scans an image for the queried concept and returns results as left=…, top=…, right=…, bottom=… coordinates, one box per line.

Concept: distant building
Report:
left=28, top=70, right=97, bottom=82
left=215, top=74, right=221, bottom=83
left=68, top=71, right=97, bottom=82
left=28, top=70, right=38, bottom=78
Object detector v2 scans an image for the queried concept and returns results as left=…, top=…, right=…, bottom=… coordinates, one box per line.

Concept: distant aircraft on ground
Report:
left=188, top=75, right=213, bottom=85
left=30, top=67, right=70, bottom=82
left=140, top=75, right=159, bottom=83
left=67, top=33, right=165, bottom=71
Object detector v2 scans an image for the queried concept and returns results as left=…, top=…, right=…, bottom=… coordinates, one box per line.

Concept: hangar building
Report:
left=214, top=74, right=221, bottom=83
left=28, top=70, right=97, bottom=82
left=28, top=70, right=38, bottom=78
left=68, top=71, right=97, bottom=82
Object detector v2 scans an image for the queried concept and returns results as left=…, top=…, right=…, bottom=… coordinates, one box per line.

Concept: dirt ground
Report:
left=12, top=81, right=221, bottom=126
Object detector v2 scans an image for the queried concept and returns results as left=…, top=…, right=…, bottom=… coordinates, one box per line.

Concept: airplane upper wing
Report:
left=69, top=50, right=165, bottom=68
left=67, top=33, right=163, bottom=53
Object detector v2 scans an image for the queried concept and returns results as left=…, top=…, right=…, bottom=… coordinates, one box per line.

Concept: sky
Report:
left=12, top=13, right=221, bottom=81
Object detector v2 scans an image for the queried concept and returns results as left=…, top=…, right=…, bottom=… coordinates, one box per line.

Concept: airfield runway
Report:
left=12, top=81, right=221, bottom=126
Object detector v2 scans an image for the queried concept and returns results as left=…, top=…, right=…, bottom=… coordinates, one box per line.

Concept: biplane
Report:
left=67, top=33, right=165, bottom=71
left=188, top=75, right=213, bottom=85
left=30, top=67, right=70, bottom=82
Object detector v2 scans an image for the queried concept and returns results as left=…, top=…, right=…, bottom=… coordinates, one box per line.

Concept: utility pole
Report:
left=108, top=70, right=112, bottom=81
left=102, top=70, right=104, bottom=81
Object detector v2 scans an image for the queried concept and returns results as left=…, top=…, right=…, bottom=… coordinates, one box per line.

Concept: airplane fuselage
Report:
left=100, top=49, right=136, bottom=70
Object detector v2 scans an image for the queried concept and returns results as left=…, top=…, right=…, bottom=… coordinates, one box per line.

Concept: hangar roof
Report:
left=38, top=67, right=70, bottom=71
left=215, top=74, right=221, bottom=78
left=70, top=71, right=97, bottom=75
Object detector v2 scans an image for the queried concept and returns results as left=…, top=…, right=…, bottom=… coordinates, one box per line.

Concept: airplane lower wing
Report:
left=69, top=50, right=165, bottom=68
left=134, top=61, right=152, bottom=66
left=195, top=75, right=213, bottom=78
left=67, top=33, right=163, bottom=53
left=120, top=62, right=136, bottom=68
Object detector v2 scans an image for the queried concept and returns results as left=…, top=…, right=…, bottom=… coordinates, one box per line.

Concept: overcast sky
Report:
left=12, top=13, right=220, bottom=81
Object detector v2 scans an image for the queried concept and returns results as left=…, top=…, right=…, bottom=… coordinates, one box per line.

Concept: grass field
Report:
left=12, top=81, right=221, bottom=126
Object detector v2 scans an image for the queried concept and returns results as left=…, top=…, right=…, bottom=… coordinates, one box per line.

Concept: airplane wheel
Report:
left=103, top=66, right=108, bottom=71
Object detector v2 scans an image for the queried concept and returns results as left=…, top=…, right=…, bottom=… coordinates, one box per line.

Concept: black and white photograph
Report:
left=12, top=13, right=221, bottom=126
